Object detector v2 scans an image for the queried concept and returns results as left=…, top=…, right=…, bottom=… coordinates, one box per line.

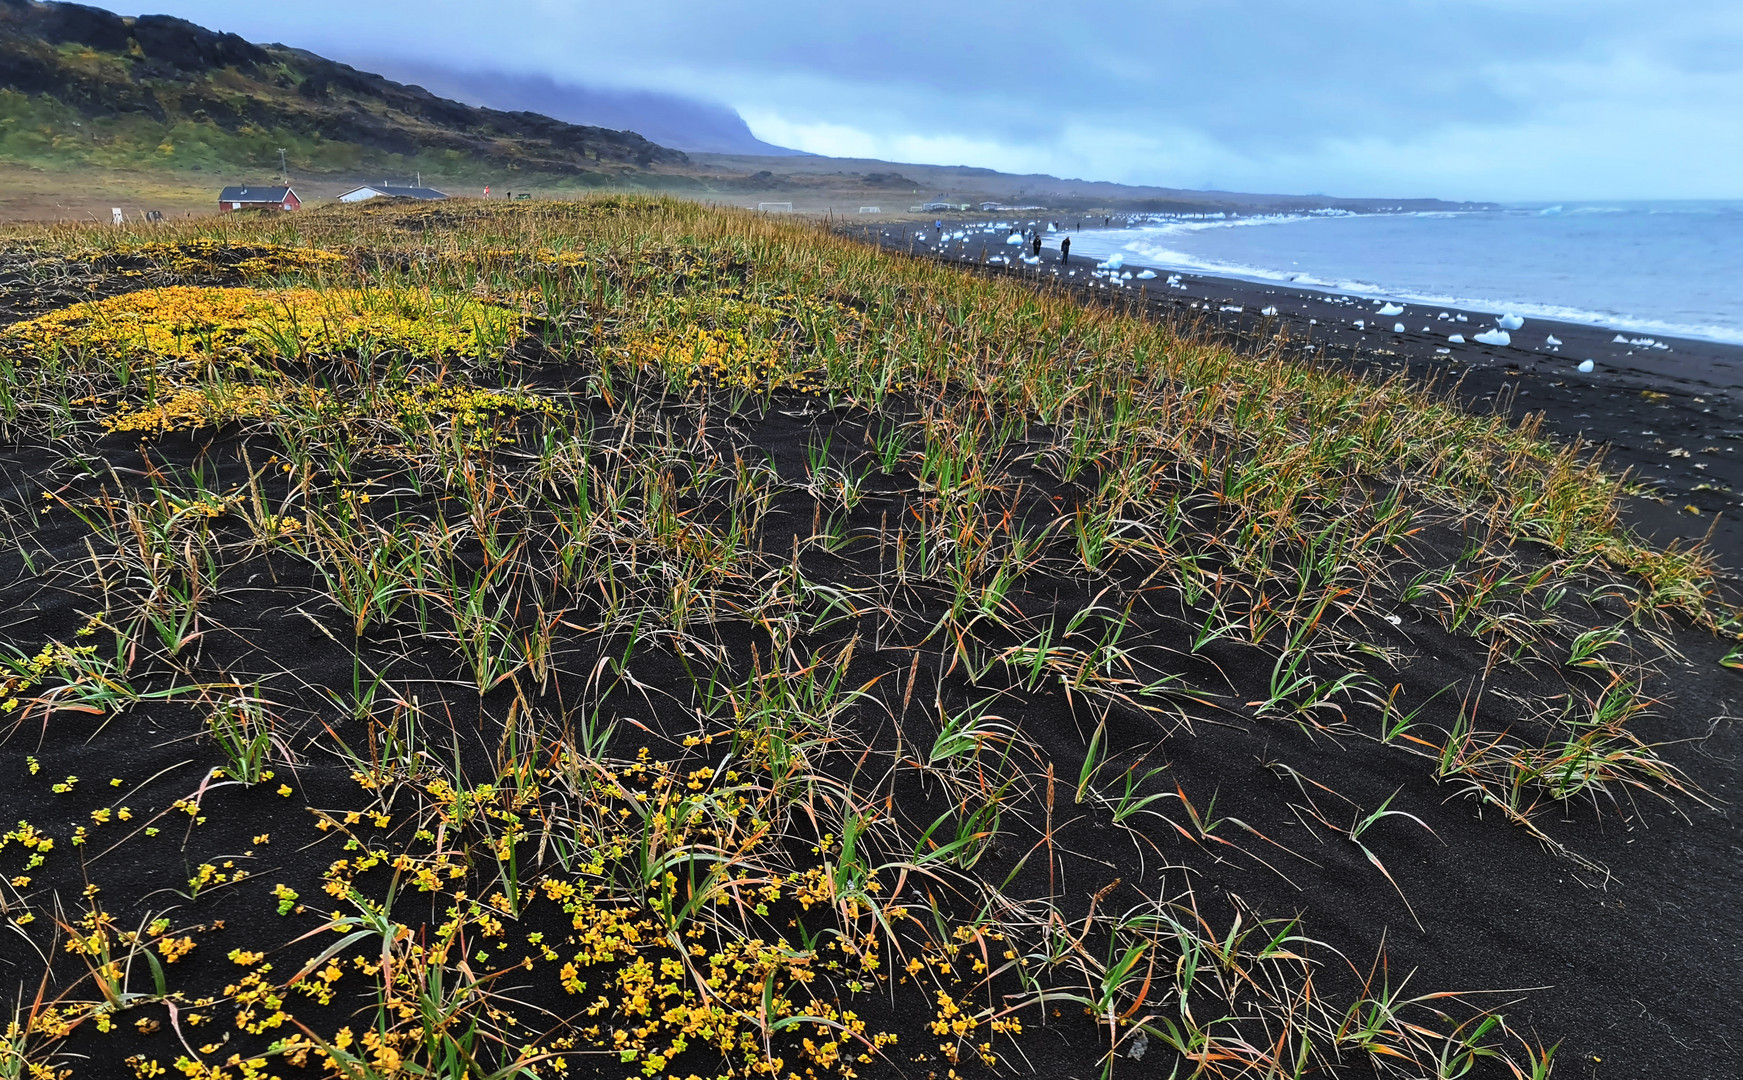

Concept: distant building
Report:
left=219, top=186, right=301, bottom=212
left=336, top=185, right=449, bottom=203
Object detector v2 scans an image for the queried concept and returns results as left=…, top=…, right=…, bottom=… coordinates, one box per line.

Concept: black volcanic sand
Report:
left=849, top=229, right=1743, bottom=1078
left=3, top=229, right=1741, bottom=1080
left=883, top=225, right=1743, bottom=569
left=1116, top=270, right=1743, bottom=560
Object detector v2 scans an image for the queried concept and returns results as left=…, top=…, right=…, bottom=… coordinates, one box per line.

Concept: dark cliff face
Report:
left=0, top=2, right=269, bottom=75
left=0, top=0, right=689, bottom=174
left=3, top=0, right=131, bottom=51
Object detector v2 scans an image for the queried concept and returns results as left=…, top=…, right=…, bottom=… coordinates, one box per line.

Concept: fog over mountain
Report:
left=135, top=0, right=1743, bottom=201
left=357, top=60, right=803, bottom=158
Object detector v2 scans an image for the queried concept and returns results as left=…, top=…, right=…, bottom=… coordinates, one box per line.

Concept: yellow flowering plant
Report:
left=5, top=286, right=519, bottom=367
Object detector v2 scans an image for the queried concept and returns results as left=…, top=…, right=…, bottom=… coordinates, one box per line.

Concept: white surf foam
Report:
left=1056, top=226, right=1743, bottom=347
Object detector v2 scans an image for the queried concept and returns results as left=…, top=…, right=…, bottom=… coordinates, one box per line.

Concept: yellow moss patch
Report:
left=99, top=380, right=554, bottom=437
left=104, top=239, right=349, bottom=279
left=619, top=323, right=823, bottom=394
left=614, top=293, right=860, bottom=395
left=4, top=285, right=521, bottom=366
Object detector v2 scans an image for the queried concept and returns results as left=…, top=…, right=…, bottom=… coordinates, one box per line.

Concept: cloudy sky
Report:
left=142, top=0, right=1742, bottom=202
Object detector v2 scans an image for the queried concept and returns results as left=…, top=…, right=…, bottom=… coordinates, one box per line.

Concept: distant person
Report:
left=1031, top=234, right=1042, bottom=258
left=1060, top=237, right=1071, bottom=264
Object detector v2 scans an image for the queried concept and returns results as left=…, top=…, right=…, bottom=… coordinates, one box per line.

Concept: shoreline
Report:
left=1108, top=260, right=1743, bottom=569
left=869, top=225, right=1743, bottom=571
left=1056, top=218, right=1743, bottom=349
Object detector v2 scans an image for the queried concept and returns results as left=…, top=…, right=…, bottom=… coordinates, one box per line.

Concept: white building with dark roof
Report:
left=337, top=185, right=449, bottom=203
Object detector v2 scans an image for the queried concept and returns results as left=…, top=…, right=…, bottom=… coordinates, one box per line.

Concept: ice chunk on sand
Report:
left=1578, top=359, right=1595, bottom=373
left=1096, top=254, right=1125, bottom=269
left=1221, top=305, right=1243, bottom=313
left=1447, top=334, right=1465, bottom=343
left=1456, top=314, right=1468, bottom=323
left=1497, top=314, right=1525, bottom=330
left=1261, top=306, right=1278, bottom=316
left=1377, top=303, right=1404, bottom=316
left=1353, top=319, right=1365, bottom=329
left=1006, top=233, right=1024, bottom=245
left=1614, top=334, right=1630, bottom=343
left=1435, top=348, right=1452, bottom=355
left=1166, top=274, right=1182, bottom=285
left=1546, top=335, right=1562, bottom=346
left=1474, top=329, right=1511, bottom=346
left=1135, top=269, right=1157, bottom=280
left=1393, top=323, right=1405, bottom=333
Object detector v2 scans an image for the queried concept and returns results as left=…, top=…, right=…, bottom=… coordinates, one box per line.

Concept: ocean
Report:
left=1058, top=203, right=1743, bottom=346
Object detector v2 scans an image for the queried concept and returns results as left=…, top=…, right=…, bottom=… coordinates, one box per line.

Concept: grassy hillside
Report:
left=0, top=0, right=689, bottom=185
left=0, top=195, right=1723, bottom=1079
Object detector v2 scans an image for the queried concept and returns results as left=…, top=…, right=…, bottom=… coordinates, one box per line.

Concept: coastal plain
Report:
left=877, top=220, right=1743, bottom=1078
left=0, top=198, right=1735, bottom=1080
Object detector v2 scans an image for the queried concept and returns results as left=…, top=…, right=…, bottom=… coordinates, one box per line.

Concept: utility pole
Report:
left=278, top=148, right=288, bottom=184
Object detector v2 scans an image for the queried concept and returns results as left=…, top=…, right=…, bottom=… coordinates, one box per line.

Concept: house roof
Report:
left=219, top=186, right=297, bottom=202
left=339, top=185, right=448, bottom=200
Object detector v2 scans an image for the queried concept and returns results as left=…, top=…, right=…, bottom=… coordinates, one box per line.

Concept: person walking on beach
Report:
left=1031, top=234, right=1042, bottom=259
left=1060, top=237, right=1071, bottom=264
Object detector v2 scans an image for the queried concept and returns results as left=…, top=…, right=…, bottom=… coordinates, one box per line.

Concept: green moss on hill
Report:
left=0, top=0, right=689, bottom=183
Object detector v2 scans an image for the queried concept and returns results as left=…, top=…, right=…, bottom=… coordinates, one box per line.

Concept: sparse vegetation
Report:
left=0, top=195, right=1725, bottom=1079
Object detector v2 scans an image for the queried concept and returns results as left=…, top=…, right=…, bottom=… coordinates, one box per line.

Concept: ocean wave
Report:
left=1055, top=233, right=1743, bottom=347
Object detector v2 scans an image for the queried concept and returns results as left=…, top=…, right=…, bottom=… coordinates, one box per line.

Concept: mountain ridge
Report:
left=0, top=0, right=690, bottom=181
left=0, top=0, right=1496, bottom=220
left=356, top=60, right=805, bottom=158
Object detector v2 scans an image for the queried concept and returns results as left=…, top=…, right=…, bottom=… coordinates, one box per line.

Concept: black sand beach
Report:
left=1, top=205, right=1738, bottom=1080
left=1120, top=269, right=1743, bottom=561
left=860, top=225, right=1743, bottom=1078
left=876, top=222, right=1743, bottom=568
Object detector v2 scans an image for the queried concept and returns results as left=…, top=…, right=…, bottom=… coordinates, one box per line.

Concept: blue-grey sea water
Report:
left=1062, top=203, right=1743, bottom=345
